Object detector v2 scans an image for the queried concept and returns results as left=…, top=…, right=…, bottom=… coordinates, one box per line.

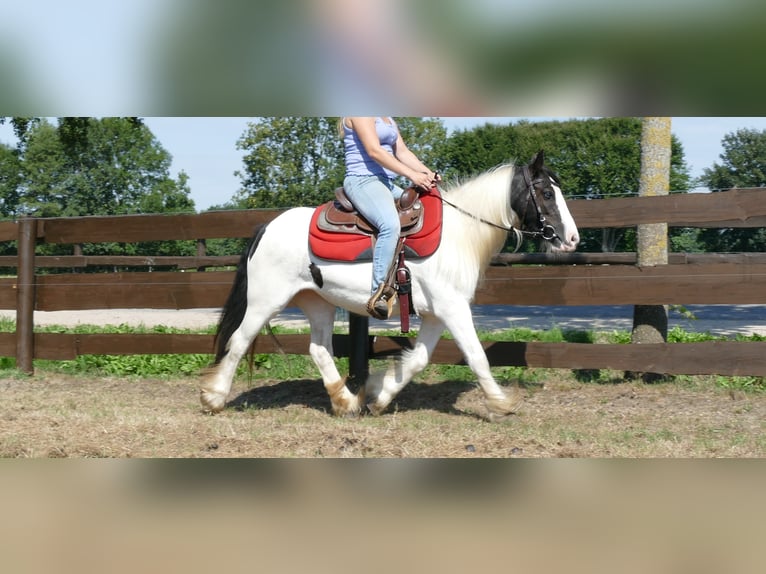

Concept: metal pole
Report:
left=347, top=312, right=369, bottom=386
left=16, top=218, right=37, bottom=374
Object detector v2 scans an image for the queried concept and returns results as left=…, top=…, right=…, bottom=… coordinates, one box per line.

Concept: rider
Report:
left=340, top=117, right=439, bottom=319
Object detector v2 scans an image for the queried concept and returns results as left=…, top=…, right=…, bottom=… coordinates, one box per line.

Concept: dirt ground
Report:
left=1, top=369, right=763, bottom=458
left=1, top=308, right=763, bottom=458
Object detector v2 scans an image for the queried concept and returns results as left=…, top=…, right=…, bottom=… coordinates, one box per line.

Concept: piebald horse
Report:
left=201, top=151, right=579, bottom=420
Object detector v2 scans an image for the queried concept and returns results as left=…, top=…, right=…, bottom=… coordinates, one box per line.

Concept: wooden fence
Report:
left=1, top=188, right=766, bottom=377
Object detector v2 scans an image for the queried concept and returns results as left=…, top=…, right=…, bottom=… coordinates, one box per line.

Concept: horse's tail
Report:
left=212, top=223, right=268, bottom=364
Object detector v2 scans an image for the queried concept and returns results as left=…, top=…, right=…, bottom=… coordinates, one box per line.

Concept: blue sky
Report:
left=3, top=117, right=766, bottom=210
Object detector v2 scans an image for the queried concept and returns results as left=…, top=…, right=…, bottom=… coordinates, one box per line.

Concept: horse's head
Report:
left=512, top=150, right=579, bottom=252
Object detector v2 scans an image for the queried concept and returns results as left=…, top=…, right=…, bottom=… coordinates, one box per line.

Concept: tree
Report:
left=1, top=117, right=197, bottom=263
left=697, top=128, right=766, bottom=252
left=236, top=117, right=448, bottom=208
left=0, top=142, right=22, bottom=218
left=12, top=117, right=195, bottom=218
left=443, top=118, right=691, bottom=252
left=393, top=117, right=450, bottom=178
left=236, top=117, right=344, bottom=209
left=444, top=121, right=522, bottom=178
left=17, top=119, right=69, bottom=218
left=0, top=117, right=43, bottom=151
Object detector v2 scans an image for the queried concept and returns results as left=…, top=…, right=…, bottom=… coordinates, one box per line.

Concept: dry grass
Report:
left=1, top=369, right=763, bottom=458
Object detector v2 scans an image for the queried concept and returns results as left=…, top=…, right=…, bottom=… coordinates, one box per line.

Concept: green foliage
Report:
left=443, top=118, right=691, bottom=252
left=666, top=326, right=719, bottom=343
left=0, top=142, right=22, bottom=218
left=45, top=352, right=211, bottom=378
left=29, top=323, right=212, bottom=377
left=0, top=117, right=197, bottom=263
left=710, top=375, right=764, bottom=392
left=1, top=117, right=194, bottom=219
left=205, top=236, right=249, bottom=258
left=669, top=228, right=705, bottom=253
left=697, top=128, right=766, bottom=252
left=699, top=128, right=766, bottom=190
left=477, top=326, right=594, bottom=344
left=17, top=120, right=67, bottom=217
left=0, top=321, right=761, bottom=393
left=443, top=121, right=522, bottom=177
left=445, top=117, right=689, bottom=198
left=607, top=330, right=633, bottom=344
left=236, top=117, right=345, bottom=208
left=393, top=117, right=450, bottom=178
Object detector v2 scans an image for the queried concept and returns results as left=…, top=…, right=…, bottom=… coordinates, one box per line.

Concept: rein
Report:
left=435, top=166, right=559, bottom=252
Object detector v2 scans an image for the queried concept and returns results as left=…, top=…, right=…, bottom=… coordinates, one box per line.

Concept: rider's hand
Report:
left=412, top=170, right=438, bottom=190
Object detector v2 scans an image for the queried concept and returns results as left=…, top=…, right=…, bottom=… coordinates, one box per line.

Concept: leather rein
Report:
left=436, top=166, right=560, bottom=253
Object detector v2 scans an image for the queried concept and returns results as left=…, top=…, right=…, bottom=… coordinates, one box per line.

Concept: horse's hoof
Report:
left=200, top=389, right=227, bottom=413
left=484, top=388, right=523, bottom=421
left=332, top=404, right=361, bottom=418
left=364, top=402, right=379, bottom=416
left=330, top=395, right=362, bottom=418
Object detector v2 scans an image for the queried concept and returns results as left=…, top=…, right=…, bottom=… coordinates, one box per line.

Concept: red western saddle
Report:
left=309, top=185, right=443, bottom=262
left=308, top=185, right=443, bottom=331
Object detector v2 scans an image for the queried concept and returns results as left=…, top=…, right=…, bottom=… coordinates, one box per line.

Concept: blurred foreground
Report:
left=3, top=0, right=766, bottom=115
left=1, top=458, right=763, bottom=573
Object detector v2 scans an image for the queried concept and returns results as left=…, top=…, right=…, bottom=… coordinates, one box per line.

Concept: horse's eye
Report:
left=543, top=190, right=553, bottom=201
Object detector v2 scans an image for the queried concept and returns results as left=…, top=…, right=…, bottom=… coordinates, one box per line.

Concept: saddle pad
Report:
left=309, top=187, right=443, bottom=262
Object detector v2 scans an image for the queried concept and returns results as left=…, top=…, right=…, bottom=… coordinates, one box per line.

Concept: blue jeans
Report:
left=343, top=174, right=404, bottom=293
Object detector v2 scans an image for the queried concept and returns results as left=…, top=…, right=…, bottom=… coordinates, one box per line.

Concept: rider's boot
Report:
left=366, top=283, right=396, bottom=320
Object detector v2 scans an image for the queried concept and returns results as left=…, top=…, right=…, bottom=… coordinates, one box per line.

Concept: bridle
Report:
left=520, top=165, right=560, bottom=243
left=436, top=165, right=561, bottom=252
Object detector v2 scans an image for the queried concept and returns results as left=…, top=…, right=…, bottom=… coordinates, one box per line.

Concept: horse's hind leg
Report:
left=200, top=305, right=274, bottom=413
left=293, top=291, right=362, bottom=417
left=365, top=316, right=445, bottom=416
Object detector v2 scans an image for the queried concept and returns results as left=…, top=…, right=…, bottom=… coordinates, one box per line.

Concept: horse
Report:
left=200, top=150, right=580, bottom=420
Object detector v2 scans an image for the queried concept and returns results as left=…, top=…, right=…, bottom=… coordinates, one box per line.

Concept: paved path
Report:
left=465, top=304, right=766, bottom=337
left=4, top=304, right=765, bottom=336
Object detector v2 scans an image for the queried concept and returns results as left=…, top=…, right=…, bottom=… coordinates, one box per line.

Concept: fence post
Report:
left=347, top=313, right=369, bottom=386
left=630, top=117, right=670, bottom=382
left=16, top=218, right=37, bottom=374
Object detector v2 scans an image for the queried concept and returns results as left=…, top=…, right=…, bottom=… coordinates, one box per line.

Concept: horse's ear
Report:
left=531, top=149, right=545, bottom=171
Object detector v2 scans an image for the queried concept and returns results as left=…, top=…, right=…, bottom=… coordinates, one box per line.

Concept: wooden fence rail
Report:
left=1, top=188, right=765, bottom=376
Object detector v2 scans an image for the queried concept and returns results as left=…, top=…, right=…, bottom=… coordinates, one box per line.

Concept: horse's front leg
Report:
left=365, top=316, right=445, bottom=416
left=440, top=301, right=523, bottom=420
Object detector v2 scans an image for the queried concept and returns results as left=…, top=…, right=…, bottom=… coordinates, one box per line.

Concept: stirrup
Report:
left=366, top=285, right=396, bottom=320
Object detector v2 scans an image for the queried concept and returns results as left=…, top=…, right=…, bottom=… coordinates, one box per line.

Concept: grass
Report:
left=0, top=318, right=763, bottom=393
